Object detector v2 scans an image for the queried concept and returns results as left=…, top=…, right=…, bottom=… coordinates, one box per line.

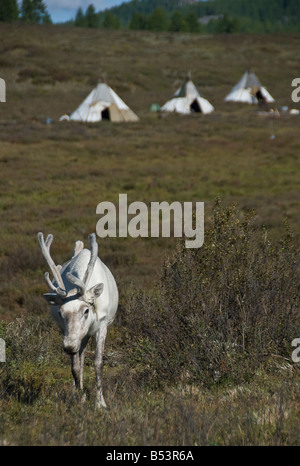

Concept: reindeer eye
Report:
left=84, top=308, right=89, bottom=317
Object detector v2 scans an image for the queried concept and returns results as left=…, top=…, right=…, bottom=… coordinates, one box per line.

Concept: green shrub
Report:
left=122, top=200, right=300, bottom=387
left=0, top=315, right=67, bottom=403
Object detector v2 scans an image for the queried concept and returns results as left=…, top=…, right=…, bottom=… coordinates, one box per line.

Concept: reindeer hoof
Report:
left=96, top=396, right=107, bottom=409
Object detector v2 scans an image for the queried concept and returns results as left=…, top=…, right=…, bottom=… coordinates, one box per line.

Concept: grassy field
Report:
left=0, top=24, right=299, bottom=446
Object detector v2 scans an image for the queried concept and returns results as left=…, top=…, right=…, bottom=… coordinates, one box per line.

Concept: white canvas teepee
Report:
left=161, top=76, right=214, bottom=115
left=225, top=70, right=275, bottom=104
left=67, top=81, right=139, bottom=122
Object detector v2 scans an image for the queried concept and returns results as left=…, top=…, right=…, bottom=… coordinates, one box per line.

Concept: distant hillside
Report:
left=100, top=0, right=204, bottom=25
left=98, top=0, right=300, bottom=32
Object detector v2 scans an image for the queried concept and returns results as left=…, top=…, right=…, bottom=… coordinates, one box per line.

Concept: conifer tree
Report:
left=85, top=4, right=99, bottom=28
left=21, top=0, right=51, bottom=24
left=147, top=7, right=168, bottom=31
left=0, top=0, right=19, bottom=22
left=74, top=7, right=87, bottom=27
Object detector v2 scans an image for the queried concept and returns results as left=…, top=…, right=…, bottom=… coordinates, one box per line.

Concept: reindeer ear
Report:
left=43, top=293, right=60, bottom=305
left=85, top=283, right=104, bottom=304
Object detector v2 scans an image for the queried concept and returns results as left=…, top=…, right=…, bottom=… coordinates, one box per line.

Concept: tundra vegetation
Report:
left=0, top=25, right=299, bottom=445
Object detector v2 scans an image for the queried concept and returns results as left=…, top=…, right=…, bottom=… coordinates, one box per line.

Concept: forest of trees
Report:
left=1, top=0, right=300, bottom=33
left=0, top=0, right=51, bottom=23
left=73, top=0, right=300, bottom=33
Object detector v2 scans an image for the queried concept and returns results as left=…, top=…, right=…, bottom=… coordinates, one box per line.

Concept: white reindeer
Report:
left=38, top=232, right=118, bottom=408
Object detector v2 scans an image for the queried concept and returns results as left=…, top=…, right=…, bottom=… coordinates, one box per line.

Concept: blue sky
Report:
left=44, top=0, right=128, bottom=23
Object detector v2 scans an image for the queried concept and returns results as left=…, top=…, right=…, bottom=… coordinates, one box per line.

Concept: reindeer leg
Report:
left=94, top=325, right=108, bottom=409
left=79, top=336, right=90, bottom=400
left=71, top=352, right=81, bottom=390
left=71, top=336, right=89, bottom=400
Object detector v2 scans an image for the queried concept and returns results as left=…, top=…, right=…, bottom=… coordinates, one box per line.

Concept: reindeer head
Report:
left=38, top=232, right=104, bottom=354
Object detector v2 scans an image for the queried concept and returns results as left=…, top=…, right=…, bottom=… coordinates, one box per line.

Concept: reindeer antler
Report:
left=38, top=232, right=67, bottom=297
left=67, top=233, right=98, bottom=296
